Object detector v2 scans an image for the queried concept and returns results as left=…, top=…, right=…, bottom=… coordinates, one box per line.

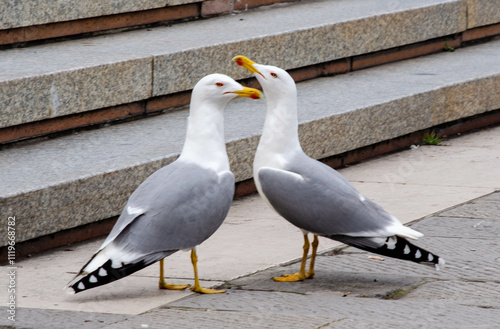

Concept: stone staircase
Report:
left=1, top=0, right=499, bottom=259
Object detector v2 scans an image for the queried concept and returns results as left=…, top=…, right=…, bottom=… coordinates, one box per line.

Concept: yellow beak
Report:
left=227, top=86, right=262, bottom=99
left=232, top=55, right=264, bottom=78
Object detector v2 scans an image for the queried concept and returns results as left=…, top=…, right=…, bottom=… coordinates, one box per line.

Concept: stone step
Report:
left=0, top=0, right=293, bottom=47
left=1, top=39, right=499, bottom=249
left=1, top=0, right=200, bottom=30
left=3, top=0, right=498, bottom=133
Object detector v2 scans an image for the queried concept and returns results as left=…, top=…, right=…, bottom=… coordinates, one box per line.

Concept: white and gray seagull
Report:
left=233, top=56, right=444, bottom=282
left=66, top=74, right=261, bottom=294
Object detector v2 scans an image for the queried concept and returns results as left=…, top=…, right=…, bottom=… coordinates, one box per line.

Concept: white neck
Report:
left=178, top=99, right=229, bottom=172
left=255, top=92, right=303, bottom=170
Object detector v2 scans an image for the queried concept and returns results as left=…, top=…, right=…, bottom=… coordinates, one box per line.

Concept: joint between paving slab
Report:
left=382, top=277, right=433, bottom=300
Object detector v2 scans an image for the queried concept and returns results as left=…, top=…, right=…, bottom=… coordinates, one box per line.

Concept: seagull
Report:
left=233, top=56, right=444, bottom=282
left=66, top=74, right=261, bottom=294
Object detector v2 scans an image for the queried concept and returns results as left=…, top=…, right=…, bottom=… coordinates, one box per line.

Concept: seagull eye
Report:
left=215, top=82, right=224, bottom=87
left=270, top=72, right=278, bottom=78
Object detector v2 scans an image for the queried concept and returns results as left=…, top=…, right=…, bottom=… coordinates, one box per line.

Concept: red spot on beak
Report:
left=236, top=60, right=243, bottom=66
left=251, top=94, right=259, bottom=99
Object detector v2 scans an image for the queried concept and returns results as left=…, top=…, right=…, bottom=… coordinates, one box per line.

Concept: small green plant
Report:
left=423, top=131, right=443, bottom=145
left=443, top=41, right=455, bottom=52
left=384, top=288, right=410, bottom=300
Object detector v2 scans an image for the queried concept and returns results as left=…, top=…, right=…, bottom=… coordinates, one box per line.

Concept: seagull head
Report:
left=232, top=56, right=297, bottom=100
left=192, top=73, right=262, bottom=107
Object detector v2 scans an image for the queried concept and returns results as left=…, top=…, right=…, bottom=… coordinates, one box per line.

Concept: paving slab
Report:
left=221, top=259, right=428, bottom=298
left=438, top=199, right=500, bottom=219
left=0, top=0, right=469, bottom=127
left=346, top=182, right=491, bottom=223
left=403, top=280, right=500, bottom=309
left=2, top=40, right=500, bottom=246
left=315, top=232, right=500, bottom=282
left=0, top=306, right=126, bottom=329
left=410, top=216, right=500, bottom=238
left=340, top=134, right=500, bottom=189
left=101, top=308, right=332, bottom=329
left=340, top=124, right=500, bottom=221
left=168, top=289, right=500, bottom=328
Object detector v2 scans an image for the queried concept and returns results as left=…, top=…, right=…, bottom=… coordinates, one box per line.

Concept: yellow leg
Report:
left=190, top=249, right=225, bottom=294
left=305, top=234, right=319, bottom=279
left=158, top=259, right=189, bottom=290
left=273, top=233, right=310, bottom=282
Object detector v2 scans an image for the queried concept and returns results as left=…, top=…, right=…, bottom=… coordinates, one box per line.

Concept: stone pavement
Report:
left=1, top=125, right=500, bottom=328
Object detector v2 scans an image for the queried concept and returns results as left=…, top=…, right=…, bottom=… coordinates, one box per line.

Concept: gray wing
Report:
left=258, top=154, right=399, bottom=237
left=102, top=161, right=234, bottom=256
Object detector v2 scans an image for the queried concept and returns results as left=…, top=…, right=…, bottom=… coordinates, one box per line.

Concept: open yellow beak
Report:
left=232, top=55, right=264, bottom=78
left=227, top=86, right=262, bottom=99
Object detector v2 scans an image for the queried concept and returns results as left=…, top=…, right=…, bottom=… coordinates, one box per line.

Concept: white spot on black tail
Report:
left=370, top=236, right=443, bottom=267
left=325, top=234, right=444, bottom=268
left=404, top=245, right=410, bottom=254
left=386, top=237, right=397, bottom=250
left=69, top=258, right=149, bottom=294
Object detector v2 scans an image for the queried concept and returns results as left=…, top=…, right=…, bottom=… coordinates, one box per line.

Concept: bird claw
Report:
left=159, top=282, right=189, bottom=290
left=273, top=272, right=307, bottom=282
left=190, top=286, right=226, bottom=294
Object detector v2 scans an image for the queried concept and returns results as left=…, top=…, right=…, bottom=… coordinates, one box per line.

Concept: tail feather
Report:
left=327, top=235, right=445, bottom=269
left=67, top=258, right=150, bottom=294
left=66, top=244, right=179, bottom=294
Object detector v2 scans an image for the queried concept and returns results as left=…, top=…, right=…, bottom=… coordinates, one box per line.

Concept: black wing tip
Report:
left=328, top=234, right=444, bottom=269
left=67, top=259, right=148, bottom=294
left=375, top=236, right=444, bottom=268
